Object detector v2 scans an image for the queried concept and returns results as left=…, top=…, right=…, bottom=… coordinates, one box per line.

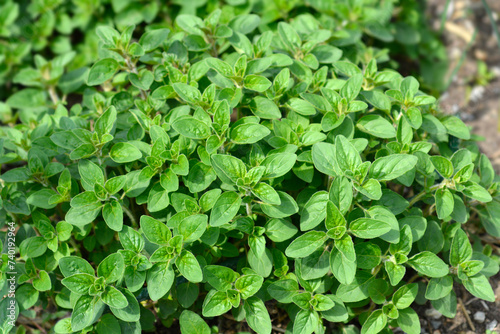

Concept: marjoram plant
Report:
left=1, top=4, right=499, bottom=334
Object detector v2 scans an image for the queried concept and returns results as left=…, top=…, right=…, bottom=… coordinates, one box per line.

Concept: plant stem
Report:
left=246, top=202, right=252, bottom=216
left=122, top=205, right=138, bottom=227
left=48, top=86, right=60, bottom=105
left=408, top=183, right=442, bottom=207
left=124, top=56, right=147, bottom=100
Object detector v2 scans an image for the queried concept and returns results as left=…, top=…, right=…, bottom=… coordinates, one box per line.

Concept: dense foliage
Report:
left=1, top=1, right=499, bottom=334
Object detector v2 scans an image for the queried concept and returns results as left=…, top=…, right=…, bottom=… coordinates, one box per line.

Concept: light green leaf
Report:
left=243, top=297, right=272, bottom=334
left=87, top=58, right=119, bottom=86
left=369, top=154, right=418, bottom=181
left=110, top=142, right=142, bottom=163
left=179, top=310, right=210, bottom=334
left=210, top=192, right=242, bottom=226
left=407, top=252, right=449, bottom=278
left=285, top=231, right=326, bottom=258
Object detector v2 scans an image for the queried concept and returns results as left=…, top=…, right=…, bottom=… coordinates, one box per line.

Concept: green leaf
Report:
left=110, top=142, right=142, bottom=163
left=235, top=275, right=263, bottom=299
left=179, top=310, right=210, bottom=334
left=140, top=216, right=171, bottom=245
left=325, top=200, right=346, bottom=230
left=356, top=243, right=382, bottom=269
left=147, top=262, right=175, bottom=301
left=417, top=220, right=444, bottom=253
left=96, top=314, right=120, bottom=334
left=19, top=236, right=47, bottom=258
left=278, top=22, right=301, bottom=51
left=102, top=200, right=123, bottom=231
left=349, top=218, right=391, bottom=239
left=139, top=28, right=169, bottom=51
left=204, top=265, right=239, bottom=292
left=119, top=225, right=144, bottom=253
left=300, top=191, right=329, bottom=231
left=202, top=290, right=232, bottom=317
left=261, top=153, right=297, bottom=179
left=431, top=290, right=457, bottom=318
left=243, top=297, right=272, bottom=334
left=205, top=58, right=233, bottom=77
left=462, top=274, right=495, bottom=302
left=33, top=270, right=52, bottom=291
left=172, top=83, right=202, bottom=104
left=1, top=167, right=31, bottom=182
left=312, top=142, right=340, bottom=176
left=330, top=248, right=356, bottom=285
left=230, top=14, right=260, bottom=34
left=335, top=135, right=361, bottom=172
left=252, top=182, right=280, bottom=205
left=172, top=116, right=211, bottom=140
left=385, top=261, right=406, bottom=286
left=461, top=181, right=492, bottom=202
left=407, top=251, right=448, bottom=278
left=267, top=279, right=298, bottom=303
left=230, top=123, right=270, bottom=144
left=441, top=116, right=470, bottom=140
left=97, top=253, right=125, bottom=283
left=210, top=191, right=242, bottom=226
left=66, top=192, right=103, bottom=227
left=299, top=250, right=330, bottom=280
left=288, top=98, right=317, bottom=116
left=361, top=309, right=387, bottom=334
left=261, top=191, right=298, bottom=218
left=79, top=160, right=104, bottom=191
left=244, top=75, right=272, bottom=92
left=101, top=286, right=128, bottom=309
left=329, top=176, right=353, bottom=215
left=392, top=284, right=418, bottom=309
left=362, top=90, right=391, bottom=112
left=72, top=295, right=100, bottom=331
left=430, top=156, right=453, bottom=178
left=357, top=115, right=396, bottom=138
left=6, top=88, right=46, bottom=109
left=293, top=309, right=320, bottom=334
left=389, top=225, right=412, bottom=256
left=178, top=214, right=207, bottom=243
left=110, top=288, right=141, bottom=322
left=425, top=276, right=453, bottom=300
left=59, top=256, right=94, bottom=277
left=335, top=234, right=355, bottom=262
left=435, top=188, right=454, bottom=219
left=340, top=74, right=363, bottom=101
left=249, top=96, right=281, bottom=119
left=176, top=250, right=203, bottom=283
left=397, top=308, right=420, bottom=334
left=211, top=154, right=246, bottom=185
left=264, top=218, right=298, bottom=242
left=87, top=58, right=119, bottom=86
left=369, top=154, right=418, bottom=181
left=62, top=273, right=95, bottom=294
left=450, top=229, right=472, bottom=267
left=285, top=231, right=326, bottom=258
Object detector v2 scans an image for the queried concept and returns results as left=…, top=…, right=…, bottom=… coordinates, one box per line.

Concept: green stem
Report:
left=122, top=205, right=138, bottom=228
left=408, top=183, right=442, bottom=207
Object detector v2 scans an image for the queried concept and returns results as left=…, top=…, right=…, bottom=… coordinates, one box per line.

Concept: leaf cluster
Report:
left=0, top=2, right=499, bottom=334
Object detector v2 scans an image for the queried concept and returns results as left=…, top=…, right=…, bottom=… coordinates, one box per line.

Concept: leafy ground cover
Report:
left=0, top=1, right=499, bottom=333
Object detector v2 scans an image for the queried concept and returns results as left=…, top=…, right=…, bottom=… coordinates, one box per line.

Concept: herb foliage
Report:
left=1, top=1, right=499, bottom=334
